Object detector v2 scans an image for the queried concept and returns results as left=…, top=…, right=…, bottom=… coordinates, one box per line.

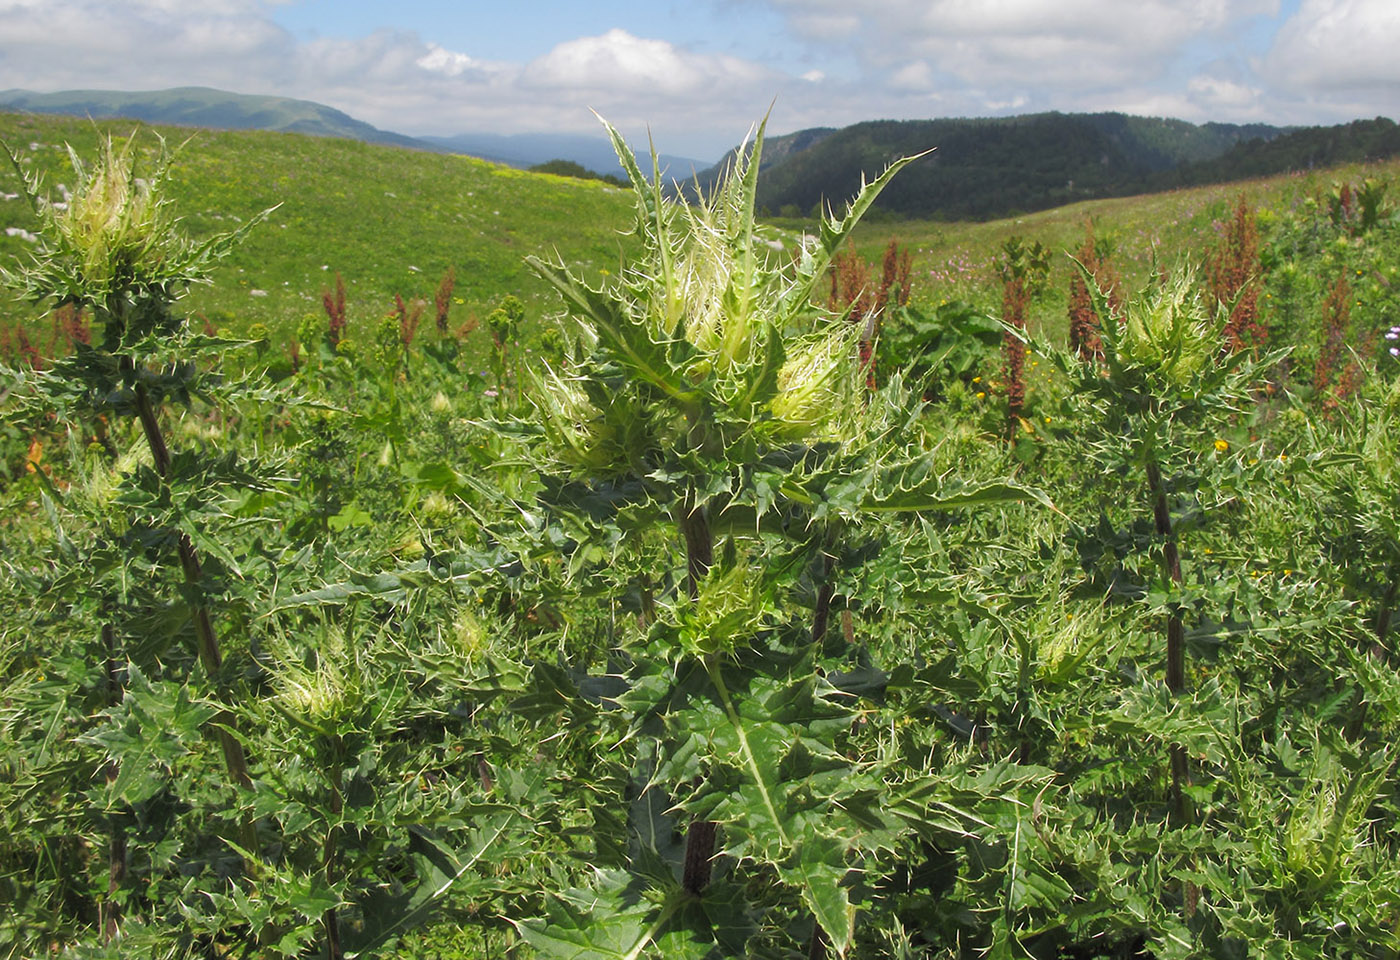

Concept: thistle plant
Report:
left=1, top=133, right=273, bottom=889
left=485, top=292, right=524, bottom=400
left=495, top=116, right=1043, bottom=958
left=1328, top=377, right=1400, bottom=665
left=1051, top=261, right=1279, bottom=924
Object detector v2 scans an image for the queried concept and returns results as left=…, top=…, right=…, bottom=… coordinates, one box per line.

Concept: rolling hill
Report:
left=698, top=113, right=1400, bottom=221
left=694, top=113, right=1290, bottom=220
left=0, top=87, right=714, bottom=179
left=421, top=131, right=711, bottom=181
left=0, top=86, right=431, bottom=151
left=0, top=110, right=639, bottom=344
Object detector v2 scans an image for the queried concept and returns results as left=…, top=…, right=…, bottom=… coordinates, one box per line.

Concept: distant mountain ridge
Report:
left=695, top=113, right=1302, bottom=220
left=0, top=86, right=433, bottom=151
left=698, top=112, right=1400, bottom=221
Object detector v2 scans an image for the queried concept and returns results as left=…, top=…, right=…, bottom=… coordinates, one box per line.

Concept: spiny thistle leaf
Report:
left=516, top=869, right=720, bottom=960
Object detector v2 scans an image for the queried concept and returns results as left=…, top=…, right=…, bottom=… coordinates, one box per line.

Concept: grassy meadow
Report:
left=2, top=110, right=1400, bottom=959
left=1, top=112, right=639, bottom=349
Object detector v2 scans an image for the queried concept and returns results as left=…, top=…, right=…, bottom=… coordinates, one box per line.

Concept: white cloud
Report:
left=0, top=4, right=795, bottom=156
left=1187, top=74, right=1264, bottom=111
left=0, top=0, right=297, bottom=91
left=522, top=28, right=769, bottom=99
left=889, top=61, right=934, bottom=92
left=743, top=0, right=1394, bottom=129
left=765, top=0, right=1282, bottom=108
left=1263, top=0, right=1400, bottom=92
left=416, top=44, right=482, bottom=78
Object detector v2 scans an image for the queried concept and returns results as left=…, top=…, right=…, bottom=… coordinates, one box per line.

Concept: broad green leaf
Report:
left=860, top=479, right=1055, bottom=514
left=517, top=870, right=715, bottom=960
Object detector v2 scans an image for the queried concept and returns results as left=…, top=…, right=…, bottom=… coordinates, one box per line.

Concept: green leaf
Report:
left=779, top=147, right=934, bottom=327
left=693, top=657, right=867, bottom=953
left=345, top=794, right=535, bottom=958
left=517, top=870, right=711, bottom=960
left=860, top=478, right=1054, bottom=514
left=526, top=254, right=697, bottom=409
left=782, top=841, right=855, bottom=956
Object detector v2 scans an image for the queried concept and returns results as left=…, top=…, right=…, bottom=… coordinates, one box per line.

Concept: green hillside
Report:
left=0, top=86, right=431, bottom=150
left=1152, top=115, right=1400, bottom=189
left=704, top=112, right=1397, bottom=222
left=0, top=110, right=638, bottom=349
left=692, top=112, right=1285, bottom=220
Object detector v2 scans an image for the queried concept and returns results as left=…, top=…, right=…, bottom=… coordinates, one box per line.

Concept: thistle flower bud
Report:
left=770, top=328, right=859, bottom=440
left=672, top=559, right=771, bottom=657
left=272, top=628, right=355, bottom=725
left=1118, top=268, right=1217, bottom=390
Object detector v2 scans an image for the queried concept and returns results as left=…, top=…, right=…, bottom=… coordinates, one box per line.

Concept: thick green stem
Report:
left=677, top=488, right=717, bottom=894
left=1145, top=460, right=1186, bottom=697
left=101, top=622, right=126, bottom=944
left=811, top=552, right=836, bottom=647
left=681, top=819, right=717, bottom=894
left=323, top=739, right=344, bottom=960
left=678, top=493, right=713, bottom=600
left=1350, top=563, right=1398, bottom=741
left=129, top=370, right=260, bottom=867
left=1145, top=457, right=1197, bottom=917
left=1373, top=563, right=1397, bottom=662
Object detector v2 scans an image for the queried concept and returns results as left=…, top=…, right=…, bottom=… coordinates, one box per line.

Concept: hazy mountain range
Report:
left=0, top=86, right=429, bottom=151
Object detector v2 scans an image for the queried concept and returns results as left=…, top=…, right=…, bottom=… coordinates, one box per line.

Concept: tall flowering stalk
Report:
left=998, top=236, right=1048, bottom=435
left=1067, top=219, right=1119, bottom=362
left=1207, top=194, right=1265, bottom=353
left=434, top=266, right=456, bottom=334
left=828, top=238, right=912, bottom=390
left=1314, top=275, right=1351, bottom=404
left=321, top=271, right=347, bottom=347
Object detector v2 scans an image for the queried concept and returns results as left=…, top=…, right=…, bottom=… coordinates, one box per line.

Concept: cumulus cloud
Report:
left=0, top=2, right=804, bottom=155
left=1187, top=74, right=1265, bottom=112
left=1262, top=0, right=1400, bottom=92
left=524, top=28, right=764, bottom=97
left=0, top=0, right=297, bottom=91
left=769, top=0, right=1279, bottom=93
left=752, top=0, right=1304, bottom=124
left=416, top=44, right=484, bottom=78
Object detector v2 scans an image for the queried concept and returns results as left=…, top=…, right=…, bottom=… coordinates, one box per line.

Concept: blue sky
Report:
left=270, top=2, right=806, bottom=67
left=1, top=0, right=1394, bottom=161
